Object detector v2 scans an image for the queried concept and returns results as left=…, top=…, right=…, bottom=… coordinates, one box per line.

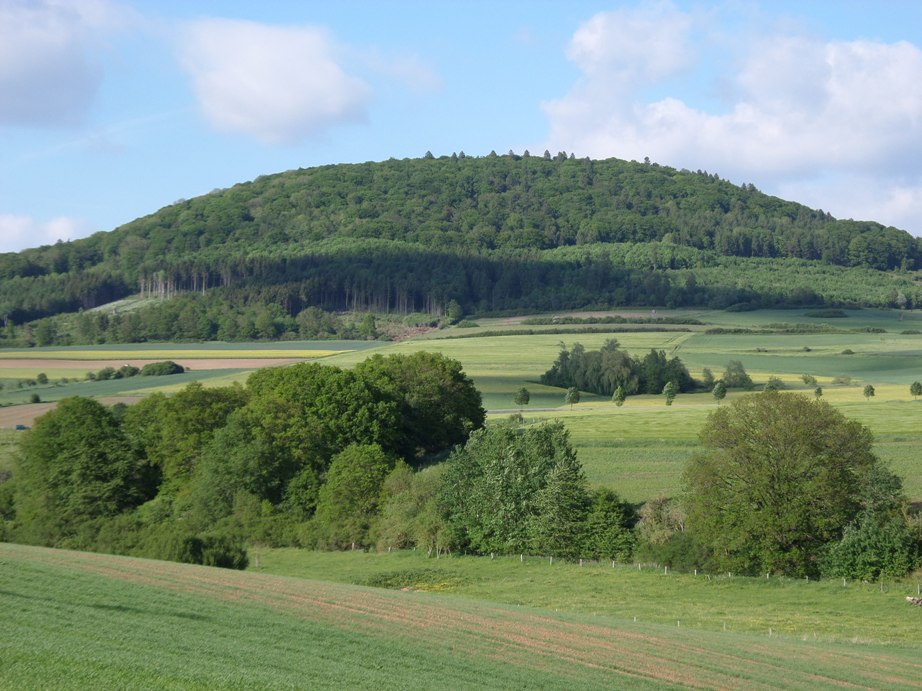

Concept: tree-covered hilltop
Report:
left=1, top=152, right=921, bottom=334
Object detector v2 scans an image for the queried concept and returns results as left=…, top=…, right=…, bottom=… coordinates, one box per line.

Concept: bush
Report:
left=763, top=376, right=785, bottom=392
left=140, top=360, right=185, bottom=376
left=200, top=534, right=250, bottom=569
left=96, top=366, right=117, bottom=380
left=634, top=531, right=715, bottom=572
left=821, top=514, right=918, bottom=580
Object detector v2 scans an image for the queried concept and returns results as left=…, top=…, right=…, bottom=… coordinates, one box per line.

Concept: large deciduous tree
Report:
left=355, top=352, right=484, bottom=462
left=14, top=397, right=150, bottom=544
left=684, top=392, right=883, bottom=577
left=439, top=420, right=589, bottom=556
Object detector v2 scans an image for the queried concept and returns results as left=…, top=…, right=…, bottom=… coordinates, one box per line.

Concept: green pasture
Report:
left=2, top=309, right=921, bottom=501
left=253, top=548, right=922, bottom=649
left=4, top=543, right=922, bottom=690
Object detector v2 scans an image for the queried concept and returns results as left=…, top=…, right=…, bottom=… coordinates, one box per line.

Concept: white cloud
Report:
left=0, top=0, right=133, bottom=127
left=178, top=19, right=373, bottom=145
left=566, top=1, right=693, bottom=83
left=0, top=214, right=91, bottom=252
left=543, top=4, right=922, bottom=234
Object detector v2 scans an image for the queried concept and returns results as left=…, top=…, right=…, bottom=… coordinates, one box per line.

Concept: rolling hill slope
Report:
left=1, top=154, right=920, bottom=348
left=3, top=542, right=921, bottom=689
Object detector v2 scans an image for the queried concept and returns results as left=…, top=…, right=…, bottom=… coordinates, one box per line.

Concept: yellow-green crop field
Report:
left=0, top=348, right=345, bottom=361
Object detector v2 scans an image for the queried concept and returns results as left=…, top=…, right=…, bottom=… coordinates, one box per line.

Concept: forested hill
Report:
left=2, top=152, right=921, bottom=330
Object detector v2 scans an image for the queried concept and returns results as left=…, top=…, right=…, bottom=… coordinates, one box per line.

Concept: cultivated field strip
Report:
left=8, top=544, right=922, bottom=689
left=0, top=349, right=343, bottom=361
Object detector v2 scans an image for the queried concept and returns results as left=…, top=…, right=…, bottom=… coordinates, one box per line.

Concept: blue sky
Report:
left=2, top=0, right=922, bottom=253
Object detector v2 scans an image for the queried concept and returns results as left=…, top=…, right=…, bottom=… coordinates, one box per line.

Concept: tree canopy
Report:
left=684, top=392, right=887, bottom=577
left=540, top=340, right=694, bottom=397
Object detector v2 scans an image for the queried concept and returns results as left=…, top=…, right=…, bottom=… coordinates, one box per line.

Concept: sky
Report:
left=2, top=0, right=922, bottom=254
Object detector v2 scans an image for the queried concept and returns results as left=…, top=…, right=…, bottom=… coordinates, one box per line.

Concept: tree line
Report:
left=0, top=353, right=485, bottom=566
left=1, top=357, right=918, bottom=580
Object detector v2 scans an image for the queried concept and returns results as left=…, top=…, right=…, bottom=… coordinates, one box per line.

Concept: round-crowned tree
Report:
left=684, top=392, right=883, bottom=577
left=15, top=397, right=148, bottom=544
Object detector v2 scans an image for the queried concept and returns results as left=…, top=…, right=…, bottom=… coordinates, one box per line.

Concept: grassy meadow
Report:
left=4, top=542, right=922, bottom=690
left=320, top=307, right=922, bottom=500
left=3, top=309, right=922, bottom=689
left=1, top=308, right=921, bottom=500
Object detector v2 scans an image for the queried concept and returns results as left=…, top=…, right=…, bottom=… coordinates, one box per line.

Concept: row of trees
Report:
left=2, top=352, right=918, bottom=580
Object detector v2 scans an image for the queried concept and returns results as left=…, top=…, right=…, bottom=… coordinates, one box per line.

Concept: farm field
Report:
left=319, top=308, right=922, bottom=500
left=1, top=309, right=921, bottom=499
left=0, top=340, right=375, bottom=407
left=3, top=542, right=922, bottom=690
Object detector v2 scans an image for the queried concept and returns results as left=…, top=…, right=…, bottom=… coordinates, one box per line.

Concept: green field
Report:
left=2, top=309, right=921, bottom=499
left=318, top=309, right=922, bottom=500
left=4, top=543, right=922, bottom=690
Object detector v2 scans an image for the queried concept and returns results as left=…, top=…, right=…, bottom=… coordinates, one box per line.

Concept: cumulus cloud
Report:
left=0, top=0, right=132, bottom=127
left=0, top=214, right=92, bottom=252
left=542, top=3, right=922, bottom=233
left=178, top=19, right=373, bottom=145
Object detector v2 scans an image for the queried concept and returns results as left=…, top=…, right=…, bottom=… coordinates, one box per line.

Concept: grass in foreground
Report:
left=253, top=548, right=922, bottom=650
left=4, top=543, right=922, bottom=690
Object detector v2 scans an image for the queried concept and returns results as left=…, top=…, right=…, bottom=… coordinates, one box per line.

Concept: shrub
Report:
left=763, top=376, right=785, bottom=392
left=96, top=366, right=117, bottom=380
left=200, top=534, right=250, bottom=569
left=140, top=360, right=185, bottom=376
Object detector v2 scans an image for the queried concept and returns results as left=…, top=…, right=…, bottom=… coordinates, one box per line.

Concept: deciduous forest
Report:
left=1, top=153, right=920, bottom=346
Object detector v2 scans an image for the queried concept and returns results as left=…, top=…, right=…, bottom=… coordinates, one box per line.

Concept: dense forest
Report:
left=1, top=153, right=921, bottom=345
